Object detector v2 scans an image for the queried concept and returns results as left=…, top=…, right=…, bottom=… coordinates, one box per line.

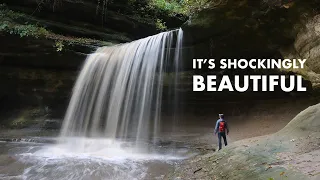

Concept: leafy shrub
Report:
left=148, top=0, right=213, bottom=16
left=0, top=4, right=49, bottom=38
left=155, top=18, right=167, bottom=31
left=0, top=22, right=49, bottom=38
left=150, top=0, right=183, bottom=15
left=55, top=41, right=64, bottom=51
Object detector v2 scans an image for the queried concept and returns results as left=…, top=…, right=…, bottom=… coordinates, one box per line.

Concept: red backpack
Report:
left=219, top=121, right=225, bottom=132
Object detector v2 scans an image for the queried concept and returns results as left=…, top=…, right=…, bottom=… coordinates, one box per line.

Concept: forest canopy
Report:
left=47, top=0, right=213, bottom=15
left=147, top=0, right=212, bottom=15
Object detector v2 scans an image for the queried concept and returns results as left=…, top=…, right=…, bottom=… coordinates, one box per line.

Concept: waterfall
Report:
left=2, top=29, right=191, bottom=180
left=60, top=29, right=184, bottom=145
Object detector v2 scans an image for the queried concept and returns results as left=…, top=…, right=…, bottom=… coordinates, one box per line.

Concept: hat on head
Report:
left=219, top=114, right=224, bottom=118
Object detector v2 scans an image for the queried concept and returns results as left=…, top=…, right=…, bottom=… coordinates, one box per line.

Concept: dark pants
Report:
left=218, top=132, right=227, bottom=150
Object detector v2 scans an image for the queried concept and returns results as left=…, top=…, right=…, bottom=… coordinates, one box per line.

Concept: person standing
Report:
left=214, top=114, right=229, bottom=151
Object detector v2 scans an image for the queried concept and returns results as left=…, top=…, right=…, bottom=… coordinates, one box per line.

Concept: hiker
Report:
left=214, top=114, right=229, bottom=151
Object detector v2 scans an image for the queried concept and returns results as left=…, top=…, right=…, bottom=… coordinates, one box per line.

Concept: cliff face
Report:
left=182, top=0, right=301, bottom=56
left=280, top=14, right=320, bottom=90
left=295, top=15, right=320, bottom=74
left=179, top=0, right=320, bottom=95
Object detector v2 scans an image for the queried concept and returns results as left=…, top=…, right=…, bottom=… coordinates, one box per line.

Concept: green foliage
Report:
left=53, top=37, right=114, bottom=52
left=13, top=24, right=47, bottom=38
left=155, top=18, right=167, bottom=31
left=182, top=0, right=210, bottom=15
left=0, top=5, right=21, bottom=19
left=148, top=0, right=212, bottom=16
left=0, top=21, right=49, bottom=38
left=0, top=3, right=114, bottom=53
left=149, top=0, right=184, bottom=16
left=0, top=21, right=9, bottom=31
left=54, top=41, right=64, bottom=52
left=0, top=4, right=49, bottom=38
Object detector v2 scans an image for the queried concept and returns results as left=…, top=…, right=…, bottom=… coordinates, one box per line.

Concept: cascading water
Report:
left=60, top=29, right=183, bottom=145
left=0, top=29, right=192, bottom=180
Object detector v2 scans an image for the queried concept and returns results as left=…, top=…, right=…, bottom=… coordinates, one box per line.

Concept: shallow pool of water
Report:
left=0, top=137, right=194, bottom=180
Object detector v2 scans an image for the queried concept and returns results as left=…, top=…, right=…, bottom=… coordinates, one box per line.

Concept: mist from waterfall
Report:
left=60, top=29, right=184, bottom=145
